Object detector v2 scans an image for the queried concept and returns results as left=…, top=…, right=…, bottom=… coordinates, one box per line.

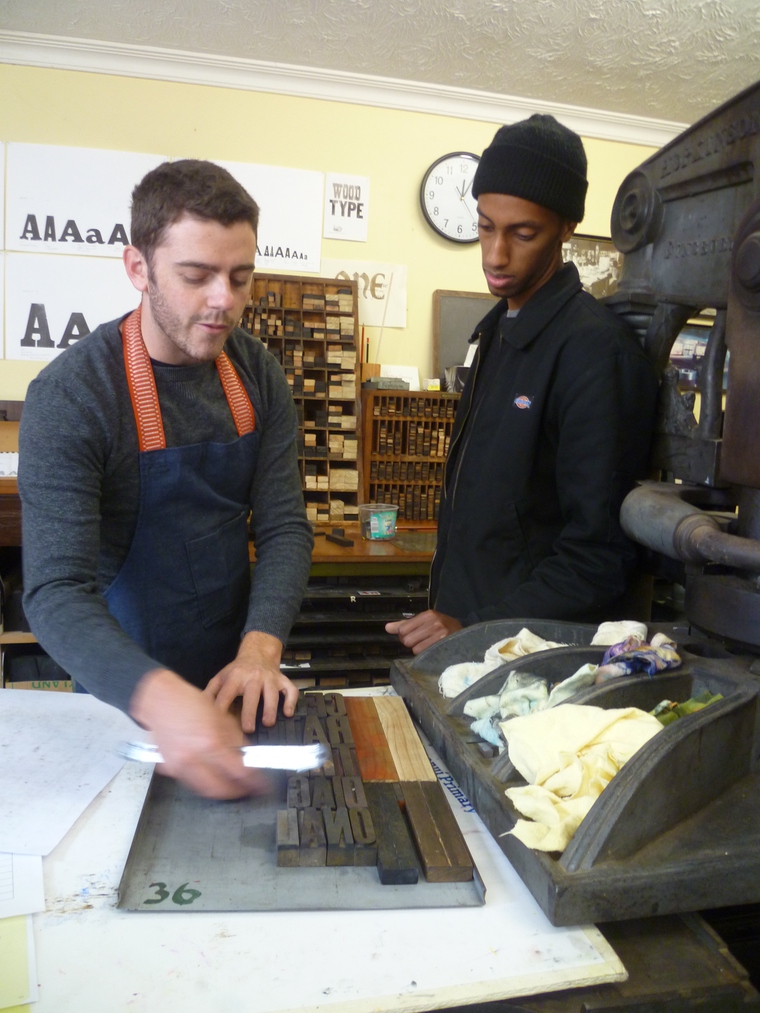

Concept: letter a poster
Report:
left=3, top=144, right=326, bottom=361
left=5, top=254, right=137, bottom=361
left=6, top=144, right=168, bottom=258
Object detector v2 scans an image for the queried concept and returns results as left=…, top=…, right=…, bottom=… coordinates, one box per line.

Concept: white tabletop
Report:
left=30, top=741, right=625, bottom=1011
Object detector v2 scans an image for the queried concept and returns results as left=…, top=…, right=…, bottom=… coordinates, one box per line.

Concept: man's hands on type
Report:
left=204, top=630, right=298, bottom=734
left=129, top=667, right=268, bottom=800
left=385, top=610, right=462, bottom=654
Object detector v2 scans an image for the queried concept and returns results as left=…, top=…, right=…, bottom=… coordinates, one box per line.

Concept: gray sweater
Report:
left=19, top=316, right=314, bottom=713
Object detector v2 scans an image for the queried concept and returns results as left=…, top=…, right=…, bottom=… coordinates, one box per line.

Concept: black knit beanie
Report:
left=472, top=114, right=588, bottom=223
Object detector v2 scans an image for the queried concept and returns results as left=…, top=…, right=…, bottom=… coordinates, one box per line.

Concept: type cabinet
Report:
left=361, top=392, right=460, bottom=527
left=243, top=274, right=360, bottom=526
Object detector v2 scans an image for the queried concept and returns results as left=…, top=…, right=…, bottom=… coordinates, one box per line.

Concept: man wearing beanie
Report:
left=388, top=114, right=658, bottom=653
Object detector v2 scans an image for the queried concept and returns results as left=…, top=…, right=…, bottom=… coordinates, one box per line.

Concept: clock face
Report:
left=420, top=152, right=480, bottom=243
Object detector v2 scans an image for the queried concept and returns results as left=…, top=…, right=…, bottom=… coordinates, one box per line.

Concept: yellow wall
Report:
left=0, top=63, right=656, bottom=400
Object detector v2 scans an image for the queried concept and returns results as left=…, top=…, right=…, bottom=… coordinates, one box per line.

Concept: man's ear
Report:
left=123, top=245, right=150, bottom=293
left=561, top=220, right=578, bottom=243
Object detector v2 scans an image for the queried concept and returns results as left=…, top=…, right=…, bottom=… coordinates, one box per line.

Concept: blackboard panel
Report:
left=432, top=289, right=499, bottom=377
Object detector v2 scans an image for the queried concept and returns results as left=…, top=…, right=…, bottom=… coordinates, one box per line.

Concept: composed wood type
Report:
left=344, top=696, right=399, bottom=781
left=275, top=692, right=473, bottom=886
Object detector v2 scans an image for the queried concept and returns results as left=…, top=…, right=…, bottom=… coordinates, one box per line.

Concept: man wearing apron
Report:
left=19, top=160, right=314, bottom=799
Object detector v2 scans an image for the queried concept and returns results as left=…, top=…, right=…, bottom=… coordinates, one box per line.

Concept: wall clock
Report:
left=420, top=152, right=480, bottom=244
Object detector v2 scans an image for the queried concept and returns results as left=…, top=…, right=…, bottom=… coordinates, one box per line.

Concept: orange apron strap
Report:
left=215, top=351, right=256, bottom=436
left=122, top=307, right=166, bottom=452
left=122, top=307, right=256, bottom=449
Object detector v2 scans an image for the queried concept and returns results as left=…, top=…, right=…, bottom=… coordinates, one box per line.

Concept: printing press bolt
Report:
left=735, top=232, right=760, bottom=292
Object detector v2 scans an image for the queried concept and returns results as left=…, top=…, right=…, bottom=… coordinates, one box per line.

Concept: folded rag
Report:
left=501, top=704, right=663, bottom=852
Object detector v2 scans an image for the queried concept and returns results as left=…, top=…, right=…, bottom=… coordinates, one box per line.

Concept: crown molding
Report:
left=0, top=30, right=686, bottom=148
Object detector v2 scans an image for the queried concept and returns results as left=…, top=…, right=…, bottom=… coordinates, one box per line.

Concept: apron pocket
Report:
left=186, top=510, right=250, bottom=628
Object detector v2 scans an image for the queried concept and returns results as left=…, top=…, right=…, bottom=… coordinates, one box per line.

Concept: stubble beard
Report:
left=146, top=272, right=236, bottom=364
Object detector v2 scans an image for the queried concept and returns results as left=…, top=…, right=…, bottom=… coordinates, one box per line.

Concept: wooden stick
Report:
left=402, top=780, right=473, bottom=883
left=364, top=782, right=418, bottom=885
left=373, top=696, right=436, bottom=782
left=344, top=696, right=399, bottom=782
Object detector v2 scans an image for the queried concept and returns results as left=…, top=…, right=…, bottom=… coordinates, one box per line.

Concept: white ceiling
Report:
left=1, top=0, right=759, bottom=130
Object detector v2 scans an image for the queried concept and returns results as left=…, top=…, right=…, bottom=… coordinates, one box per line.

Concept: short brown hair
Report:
left=130, top=159, right=259, bottom=263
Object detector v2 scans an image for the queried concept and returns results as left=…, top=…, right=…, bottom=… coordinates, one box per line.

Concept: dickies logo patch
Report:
left=513, top=395, right=532, bottom=410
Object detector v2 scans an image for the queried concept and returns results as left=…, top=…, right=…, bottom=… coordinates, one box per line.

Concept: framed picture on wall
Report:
left=562, top=234, right=623, bottom=299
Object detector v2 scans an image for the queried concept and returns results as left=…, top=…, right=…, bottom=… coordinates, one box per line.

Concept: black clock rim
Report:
left=420, top=151, right=480, bottom=244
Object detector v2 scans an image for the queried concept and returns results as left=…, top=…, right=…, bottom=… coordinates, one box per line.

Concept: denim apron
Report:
left=103, top=307, right=260, bottom=690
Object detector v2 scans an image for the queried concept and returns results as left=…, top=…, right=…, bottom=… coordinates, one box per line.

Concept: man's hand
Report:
left=129, top=668, right=268, bottom=799
left=204, top=630, right=298, bottom=733
left=385, top=610, right=462, bottom=654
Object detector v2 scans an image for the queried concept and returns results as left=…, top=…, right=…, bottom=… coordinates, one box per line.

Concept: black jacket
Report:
left=430, top=263, right=658, bottom=625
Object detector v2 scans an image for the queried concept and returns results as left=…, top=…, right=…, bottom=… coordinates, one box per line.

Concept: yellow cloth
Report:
left=501, top=704, right=663, bottom=852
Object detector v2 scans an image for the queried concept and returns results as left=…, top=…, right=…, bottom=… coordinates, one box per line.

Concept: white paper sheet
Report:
left=0, top=690, right=141, bottom=855
left=380, top=363, right=421, bottom=390
left=0, top=852, right=45, bottom=918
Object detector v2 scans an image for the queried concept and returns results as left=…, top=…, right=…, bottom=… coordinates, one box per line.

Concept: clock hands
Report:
left=456, top=180, right=475, bottom=221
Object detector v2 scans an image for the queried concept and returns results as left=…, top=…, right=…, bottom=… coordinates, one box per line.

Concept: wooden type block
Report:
left=344, top=697, right=399, bottom=782
left=276, top=809, right=300, bottom=867
left=305, top=692, right=327, bottom=718
left=276, top=718, right=287, bottom=744
left=294, top=693, right=309, bottom=718
left=373, top=696, right=436, bottom=782
left=401, top=781, right=473, bottom=883
left=334, top=744, right=358, bottom=777
left=298, top=807, right=327, bottom=866
left=284, top=716, right=300, bottom=745
left=311, top=776, right=336, bottom=809
left=257, top=723, right=276, bottom=744
left=302, top=715, right=330, bottom=749
left=349, top=807, right=378, bottom=866
left=309, top=751, right=336, bottom=779
left=287, top=775, right=311, bottom=809
left=363, top=782, right=418, bottom=885
left=341, top=776, right=368, bottom=809
left=326, top=533, right=353, bottom=547
left=332, top=775, right=345, bottom=808
left=326, top=715, right=354, bottom=747
left=322, top=806, right=355, bottom=866
left=323, top=692, right=347, bottom=716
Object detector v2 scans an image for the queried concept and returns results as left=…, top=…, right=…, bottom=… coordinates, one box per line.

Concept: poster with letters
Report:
left=324, top=173, right=369, bottom=241
left=220, top=160, right=323, bottom=274
left=5, top=253, right=137, bottom=362
left=321, top=259, right=407, bottom=328
left=6, top=144, right=168, bottom=258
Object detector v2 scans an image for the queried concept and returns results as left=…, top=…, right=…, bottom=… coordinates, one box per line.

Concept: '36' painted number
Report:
left=144, top=882, right=202, bottom=906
